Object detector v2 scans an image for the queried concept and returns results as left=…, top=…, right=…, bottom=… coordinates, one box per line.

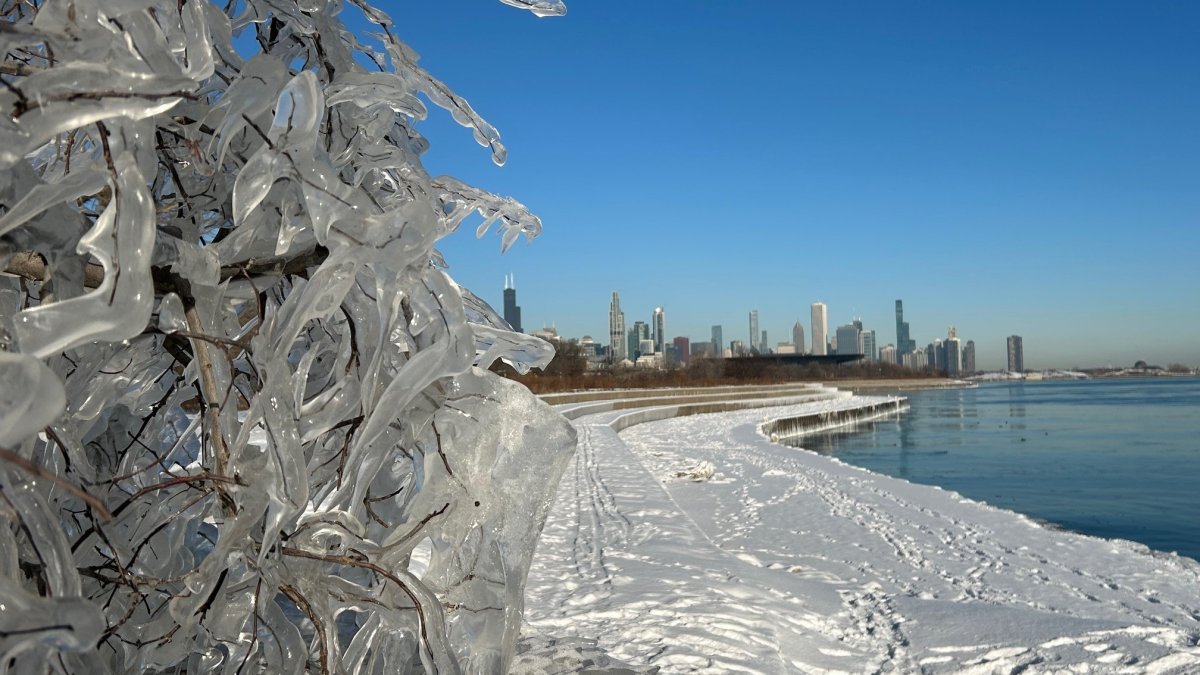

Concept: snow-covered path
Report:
left=522, top=388, right=1200, bottom=674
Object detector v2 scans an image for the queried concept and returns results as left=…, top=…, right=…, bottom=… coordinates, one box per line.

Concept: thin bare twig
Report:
left=0, top=444, right=113, bottom=521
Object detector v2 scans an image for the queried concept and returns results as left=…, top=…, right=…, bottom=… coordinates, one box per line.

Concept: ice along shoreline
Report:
left=522, top=384, right=1200, bottom=673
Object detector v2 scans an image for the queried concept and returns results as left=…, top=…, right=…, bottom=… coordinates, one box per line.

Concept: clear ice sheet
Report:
left=0, top=1, right=572, bottom=673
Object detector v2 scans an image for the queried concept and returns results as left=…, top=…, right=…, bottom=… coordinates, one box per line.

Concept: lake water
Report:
left=795, top=378, right=1200, bottom=562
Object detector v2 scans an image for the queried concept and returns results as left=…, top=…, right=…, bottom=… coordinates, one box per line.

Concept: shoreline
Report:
left=523, top=387, right=1200, bottom=672
left=769, top=404, right=1200, bottom=566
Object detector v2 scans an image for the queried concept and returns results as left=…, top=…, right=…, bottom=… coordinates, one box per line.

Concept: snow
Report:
left=521, top=385, right=1200, bottom=673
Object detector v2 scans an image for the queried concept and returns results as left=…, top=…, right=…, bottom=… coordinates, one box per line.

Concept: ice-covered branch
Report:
left=0, top=1, right=574, bottom=672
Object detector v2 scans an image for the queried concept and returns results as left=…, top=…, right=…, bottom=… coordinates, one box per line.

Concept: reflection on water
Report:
left=783, top=378, right=1200, bottom=562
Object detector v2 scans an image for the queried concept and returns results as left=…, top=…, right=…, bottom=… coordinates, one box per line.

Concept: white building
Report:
left=609, top=292, right=626, bottom=363
left=811, top=302, right=828, bottom=355
left=748, top=310, right=760, bottom=354
left=639, top=338, right=655, bottom=357
left=652, top=306, right=666, bottom=355
left=879, top=344, right=896, bottom=364
left=903, top=349, right=928, bottom=369
left=579, top=335, right=596, bottom=357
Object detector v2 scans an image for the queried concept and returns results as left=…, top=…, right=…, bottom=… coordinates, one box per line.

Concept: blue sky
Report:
left=352, top=1, right=1199, bottom=369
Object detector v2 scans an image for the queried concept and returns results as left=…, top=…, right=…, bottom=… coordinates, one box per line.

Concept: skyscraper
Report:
left=502, top=274, right=522, bottom=333
left=629, top=322, right=649, bottom=360
left=672, top=336, right=691, bottom=367
left=945, top=331, right=961, bottom=376
left=963, top=340, right=976, bottom=373
left=608, top=292, right=626, bottom=363
left=791, top=321, right=806, bottom=355
left=652, top=307, right=666, bottom=355
left=1007, top=335, right=1024, bottom=372
left=895, top=299, right=915, bottom=361
left=811, top=303, right=828, bottom=355
left=748, top=310, right=760, bottom=355
left=836, top=323, right=862, bottom=356
left=711, top=325, right=723, bottom=356
left=862, top=330, right=877, bottom=361
left=760, top=330, right=768, bottom=354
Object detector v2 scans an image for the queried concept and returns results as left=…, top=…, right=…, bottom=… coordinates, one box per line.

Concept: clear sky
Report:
left=352, top=1, right=1199, bottom=370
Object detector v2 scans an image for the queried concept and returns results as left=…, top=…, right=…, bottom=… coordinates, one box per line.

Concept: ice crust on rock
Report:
left=0, top=1, right=573, bottom=673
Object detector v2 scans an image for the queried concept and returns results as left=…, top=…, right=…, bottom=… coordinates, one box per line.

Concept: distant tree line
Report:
left=494, top=347, right=947, bottom=394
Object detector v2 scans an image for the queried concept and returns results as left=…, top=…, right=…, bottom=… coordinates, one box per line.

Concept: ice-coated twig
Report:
left=0, top=0, right=576, bottom=672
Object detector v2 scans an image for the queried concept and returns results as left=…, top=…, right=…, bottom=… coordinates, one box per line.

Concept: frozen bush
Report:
left=0, top=0, right=574, bottom=672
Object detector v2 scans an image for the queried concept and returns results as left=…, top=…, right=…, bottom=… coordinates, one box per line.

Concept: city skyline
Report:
left=517, top=279, right=1041, bottom=370
left=509, top=277, right=1197, bottom=371
left=397, top=2, right=1199, bottom=369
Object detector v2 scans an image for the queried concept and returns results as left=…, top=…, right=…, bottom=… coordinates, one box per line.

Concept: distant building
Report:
left=652, top=307, right=666, bottom=355
left=635, top=350, right=661, bottom=369
left=635, top=321, right=649, bottom=342
left=532, top=325, right=557, bottom=341
left=691, top=342, right=715, bottom=359
left=791, top=321, right=806, bottom=355
left=503, top=274, right=522, bottom=333
left=895, top=300, right=916, bottom=362
left=711, top=325, right=723, bottom=355
left=776, top=343, right=797, bottom=355
left=638, top=338, right=655, bottom=357
left=629, top=321, right=650, bottom=360
left=835, top=323, right=862, bottom=355
left=608, top=292, right=626, bottom=363
left=904, top=349, right=928, bottom=369
left=1007, top=335, right=1024, bottom=372
left=749, top=310, right=760, bottom=354
left=811, top=302, right=828, bottom=355
left=963, top=340, right=976, bottom=373
left=672, top=336, right=690, bottom=367
left=945, top=335, right=961, bottom=376
left=730, top=339, right=747, bottom=356
left=760, top=330, right=769, bottom=354
left=862, top=330, right=877, bottom=361
left=579, top=335, right=596, bottom=358
left=930, top=340, right=944, bottom=371
left=664, top=344, right=681, bottom=367
left=879, top=344, right=896, bottom=364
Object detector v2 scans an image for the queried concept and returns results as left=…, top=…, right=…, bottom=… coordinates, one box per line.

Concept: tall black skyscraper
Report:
left=503, top=274, right=522, bottom=333
left=895, top=299, right=915, bottom=361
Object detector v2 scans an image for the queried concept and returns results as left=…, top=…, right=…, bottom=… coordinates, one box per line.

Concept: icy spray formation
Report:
left=0, top=0, right=574, bottom=672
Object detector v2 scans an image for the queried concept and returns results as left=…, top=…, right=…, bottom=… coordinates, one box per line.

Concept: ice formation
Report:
left=0, top=1, right=574, bottom=673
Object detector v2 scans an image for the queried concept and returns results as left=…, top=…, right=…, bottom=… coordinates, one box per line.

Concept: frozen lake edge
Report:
left=520, top=384, right=1200, bottom=674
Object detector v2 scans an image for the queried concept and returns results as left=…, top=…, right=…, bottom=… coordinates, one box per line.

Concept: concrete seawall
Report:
left=606, top=391, right=855, bottom=433
left=541, top=384, right=905, bottom=440
left=760, top=396, right=907, bottom=442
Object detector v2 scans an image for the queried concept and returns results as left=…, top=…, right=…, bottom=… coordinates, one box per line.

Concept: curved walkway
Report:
left=520, top=385, right=1200, bottom=674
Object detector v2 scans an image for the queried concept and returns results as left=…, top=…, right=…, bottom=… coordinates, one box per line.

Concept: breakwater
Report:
left=760, top=396, right=907, bottom=442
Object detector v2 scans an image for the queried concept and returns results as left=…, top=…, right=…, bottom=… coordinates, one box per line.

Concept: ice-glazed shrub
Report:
left=0, top=0, right=575, bottom=672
